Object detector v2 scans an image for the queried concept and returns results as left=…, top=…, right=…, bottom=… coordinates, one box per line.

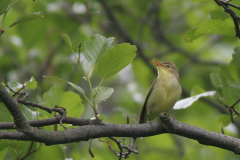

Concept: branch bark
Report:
left=0, top=114, right=240, bottom=155
left=0, top=83, right=31, bottom=132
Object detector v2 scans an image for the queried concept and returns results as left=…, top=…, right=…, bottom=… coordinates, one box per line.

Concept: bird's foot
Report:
left=159, top=112, right=170, bottom=122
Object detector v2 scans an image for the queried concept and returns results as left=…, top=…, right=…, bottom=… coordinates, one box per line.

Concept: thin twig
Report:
left=88, top=139, right=94, bottom=158
left=17, top=99, right=52, bottom=113
left=55, top=105, right=67, bottom=130
left=229, top=98, right=240, bottom=109
left=5, top=77, right=24, bottom=97
left=109, top=137, right=123, bottom=160
left=20, top=141, right=40, bottom=160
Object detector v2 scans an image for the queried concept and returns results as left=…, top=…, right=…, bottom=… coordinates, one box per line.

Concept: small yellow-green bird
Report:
left=138, top=59, right=182, bottom=124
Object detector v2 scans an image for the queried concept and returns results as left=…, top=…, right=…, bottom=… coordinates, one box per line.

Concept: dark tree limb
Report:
left=0, top=114, right=240, bottom=155
left=0, top=83, right=31, bottom=132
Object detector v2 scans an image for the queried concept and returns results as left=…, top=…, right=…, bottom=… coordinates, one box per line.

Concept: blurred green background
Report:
left=1, top=0, right=240, bottom=159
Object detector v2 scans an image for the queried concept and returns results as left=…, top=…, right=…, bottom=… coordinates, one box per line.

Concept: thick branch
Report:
left=0, top=83, right=31, bottom=132
left=0, top=116, right=240, bottom=155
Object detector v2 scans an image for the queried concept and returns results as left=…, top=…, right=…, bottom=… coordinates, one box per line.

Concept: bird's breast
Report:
left=146, top=75, right=181, bottom=120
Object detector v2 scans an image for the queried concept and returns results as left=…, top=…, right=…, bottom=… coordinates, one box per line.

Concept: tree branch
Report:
left=0, top=83, right=31, bottom=132
left=0, top=115, right=240, bottom=154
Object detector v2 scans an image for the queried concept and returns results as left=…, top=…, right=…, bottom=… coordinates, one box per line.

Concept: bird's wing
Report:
left=138, top=79, right=157, bottom=124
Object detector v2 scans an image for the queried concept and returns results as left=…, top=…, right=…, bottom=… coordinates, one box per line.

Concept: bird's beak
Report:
left=153, top=59, right=163, bottom=66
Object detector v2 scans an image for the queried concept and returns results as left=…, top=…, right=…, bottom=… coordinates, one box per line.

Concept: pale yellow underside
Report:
left=144, top=68, right=182, bottom=122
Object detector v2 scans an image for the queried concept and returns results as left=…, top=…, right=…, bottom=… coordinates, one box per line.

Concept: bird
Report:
left=138, top=59, right=182, bottom=124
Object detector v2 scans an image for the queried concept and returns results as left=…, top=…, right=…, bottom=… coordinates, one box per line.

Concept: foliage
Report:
left=1, top=0, right=240, bottom=159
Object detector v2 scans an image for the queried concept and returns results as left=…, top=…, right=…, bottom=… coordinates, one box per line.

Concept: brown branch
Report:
left=109, top=137, right=123, bottom=159
left=20, top=141, right=38, bottom=160
left=17, top=99, right=53, bottom=113
left=17, top=99, right=67, bottom=129
left=227, top=2, right=240, bottom=10
left=1, top=83, right=240, bottom=155
left=0, top=116, right=240, bottom=155
left=229, top=98, right=240, bottom=114
left=0, top=83, right=31, bottom=132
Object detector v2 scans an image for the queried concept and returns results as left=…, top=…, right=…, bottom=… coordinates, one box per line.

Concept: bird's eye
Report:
left=166, top=65, right=171, bottom=68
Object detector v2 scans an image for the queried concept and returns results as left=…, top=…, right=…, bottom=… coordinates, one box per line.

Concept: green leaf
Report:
left=184, top=27, right=199, bottom=43
left=0, top=147, right=8, bottom=160
left=0, top=0, right=10, bottom=16
left=190, top=86, right=205, bottom=97
left=43, top=86, right=62, bottom=109
left=68, top=81, right=85, bottom=95
left=8, top=12, right=44, bottom=29
left=210, top=73, right=227, bottom=104
left=218, top=114, right=231, bottom=127
left=222, top=18, right=235, bottom=28
left=211, top=73, right=236, bottom=105
left=231, top=47, right=240, bottom=77
left=93, top=86, right=114, bottom=104
left=227, top=83, right=240, bottom=101
left=42, top=86, right=84, bottom=118
left=98, top=114, right=105, bottom=120
left=195, top=19, right=222, bottom=36
left=98, top=43, right=137, bottom=79
left=185, top=19, right=235, bottom=43
left=25, top=77, right=37, bottom=90
left=7, top=81, right=23, bottom=91
left=43, top=76, right=85, bottom=95
left=60, top=91, right=84, bottom=118
left=210, top=10, right=229, bottom=21
left=210, top=73, right=222, bottom=89
left=33, top=145, right=64, bottom=160
left=210, top=73, right=225, bottom=97
left=84, top=34, right=115, bottom=64
left=220, top=65, right=239, bottom=85
left=62, top=33, right=73, bottom=50
left=0, top=140, right=9, bottom=151
left=96, top=37, right=116, bottom=63
left=0, top=104, right=12, bottom=122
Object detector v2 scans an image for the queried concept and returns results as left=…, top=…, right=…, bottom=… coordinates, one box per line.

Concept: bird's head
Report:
left=153, top=59, right=180, bottom=81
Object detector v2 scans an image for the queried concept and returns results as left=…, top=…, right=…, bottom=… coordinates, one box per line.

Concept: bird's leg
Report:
left=159, top=112, right=170, bottom=122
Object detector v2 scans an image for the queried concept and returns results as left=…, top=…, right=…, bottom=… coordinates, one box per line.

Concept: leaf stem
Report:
left=83, top=94, right=94, bottom=107
left=93, top=78, right=105, bottom=97
left=76, top=54, right=98, bottom=116
left=88, top=65, right=94, bottom=80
